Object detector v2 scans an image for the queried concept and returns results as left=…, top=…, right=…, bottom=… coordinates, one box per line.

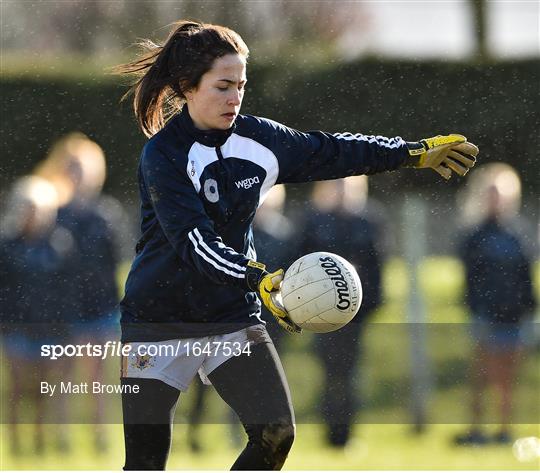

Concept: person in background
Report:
left=299, top=176, right=385, bottom=447
left=253, top=185, right=297, bottom=349
left=454, top=163, right=536, bottom=445
left=34, top=132, right=131, bottom=452
left=0, top=176, right=76, bottom=454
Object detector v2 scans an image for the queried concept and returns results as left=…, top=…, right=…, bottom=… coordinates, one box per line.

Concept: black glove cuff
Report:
left=404, top=141, right=427, bottom=167
left=245, top=261, right=267, bottom=292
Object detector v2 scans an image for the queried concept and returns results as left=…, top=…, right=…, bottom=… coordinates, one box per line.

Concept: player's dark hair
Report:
left=114, top=20, right=249, bottom=137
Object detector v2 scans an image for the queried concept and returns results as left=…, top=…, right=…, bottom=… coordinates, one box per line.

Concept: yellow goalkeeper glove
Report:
left=246, top=261, right=302, bottom=334
left=406, top=134, right=479, bottom=180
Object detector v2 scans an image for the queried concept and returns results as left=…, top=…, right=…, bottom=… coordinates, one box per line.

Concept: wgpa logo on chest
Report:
left=235, top=176, right=260, bottom=189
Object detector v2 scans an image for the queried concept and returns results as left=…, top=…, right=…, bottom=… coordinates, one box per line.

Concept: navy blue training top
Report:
left=120, top=107, right=408, bottom=342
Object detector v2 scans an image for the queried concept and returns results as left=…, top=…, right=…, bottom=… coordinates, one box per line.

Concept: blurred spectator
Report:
left=183, top=377, right=209, bottom=453
left=299, top=176, right=386, bottom=447
left=253, top=185, right=298, bottom=348
left=0, top=176, right=76, bottom=454
left=34, top=132, right=131, bottom=452
left=454, top=163, right=537, bottom=445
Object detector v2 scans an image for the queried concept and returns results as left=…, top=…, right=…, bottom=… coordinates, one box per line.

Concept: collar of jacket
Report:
left=175, top=106, right=236, bottom=148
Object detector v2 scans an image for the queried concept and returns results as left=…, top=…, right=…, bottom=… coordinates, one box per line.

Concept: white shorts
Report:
left=121, top=324, right=269, bottom=391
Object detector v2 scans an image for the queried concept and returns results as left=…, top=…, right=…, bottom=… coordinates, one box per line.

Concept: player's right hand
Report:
left=246, top=261, right=302, bottom=334
left=406, top=134, right=479, bottom=180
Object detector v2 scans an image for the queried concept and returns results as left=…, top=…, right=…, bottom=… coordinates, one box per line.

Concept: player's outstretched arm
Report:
left=245, top=261, right=302, bottom=334
left=406, top=134, right=479, bottom=180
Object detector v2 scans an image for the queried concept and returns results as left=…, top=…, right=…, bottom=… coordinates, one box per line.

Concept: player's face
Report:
left=185, top=54, right=247, bottom=131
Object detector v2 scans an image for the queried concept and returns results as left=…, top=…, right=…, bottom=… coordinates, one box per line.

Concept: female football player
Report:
left=114, top=20, right=478, bottom=470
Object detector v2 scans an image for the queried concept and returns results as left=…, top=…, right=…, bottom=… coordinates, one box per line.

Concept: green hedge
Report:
left=2, top=59, right=538, bottom=202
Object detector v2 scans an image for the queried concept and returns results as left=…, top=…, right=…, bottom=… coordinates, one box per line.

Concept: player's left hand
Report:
left=406, top=134, right=479, bottom=180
